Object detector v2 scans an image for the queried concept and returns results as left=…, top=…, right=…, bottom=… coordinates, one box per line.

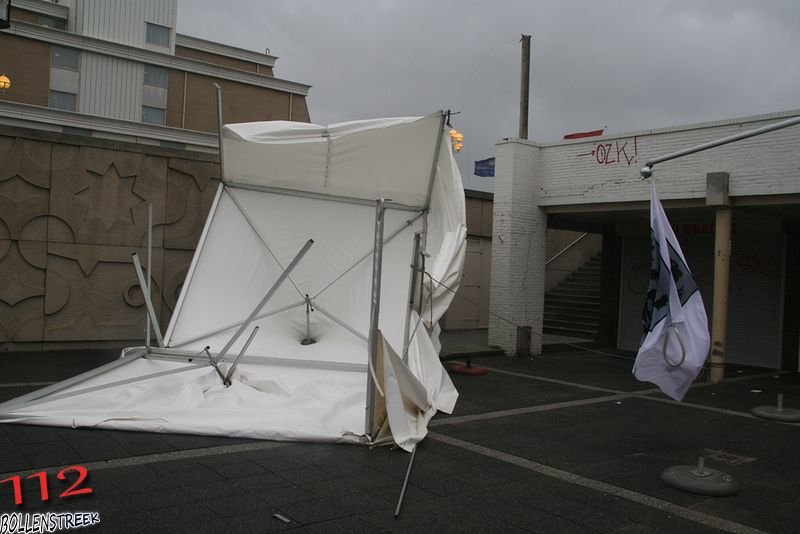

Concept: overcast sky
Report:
left=177, top=1, right=800, bottom=190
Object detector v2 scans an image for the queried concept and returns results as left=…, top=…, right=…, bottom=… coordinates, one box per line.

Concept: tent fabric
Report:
left=0, top=113, right=466, bottom=450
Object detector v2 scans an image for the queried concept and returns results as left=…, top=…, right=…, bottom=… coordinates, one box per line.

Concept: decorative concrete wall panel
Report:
left=48, top=145, right=167, bottom=248
left=0, top=138, right=51, bottom=242
left=0, top=240, right=46, bottom=342
left=164, top=158, right=220, bottom=250
left=43, top=244, right=164, bottom=342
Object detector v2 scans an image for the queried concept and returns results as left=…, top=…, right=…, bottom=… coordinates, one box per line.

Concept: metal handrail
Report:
left=545, top=232, right=589, bottom=266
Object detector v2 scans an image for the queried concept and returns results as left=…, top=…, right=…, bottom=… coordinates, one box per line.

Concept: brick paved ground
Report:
left=1, top=345, right=798, bottom=533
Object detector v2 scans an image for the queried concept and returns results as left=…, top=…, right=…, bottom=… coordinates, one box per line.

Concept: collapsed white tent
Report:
left=0, top=112, right=467, bottom=451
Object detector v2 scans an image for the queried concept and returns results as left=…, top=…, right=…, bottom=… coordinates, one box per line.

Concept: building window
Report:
left=142, top=105, right=166, bottom=125
left=49, top=90, right=77, bottom=111
left=145, top=22, right=170, bottom=46
left=51, top=46, right=79, bottom=70
left=39, top=15, right=67, bottom=30
left=143, top=65, right=169, bottom=88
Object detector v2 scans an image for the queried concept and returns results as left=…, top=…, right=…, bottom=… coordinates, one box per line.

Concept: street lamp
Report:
left=449, top=128, right=464, bottom=153
left=0, top=74, right=10, bottom=94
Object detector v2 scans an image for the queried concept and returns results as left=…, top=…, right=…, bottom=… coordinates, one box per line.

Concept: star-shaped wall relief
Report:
left=74, top=163, right=145, bottom=231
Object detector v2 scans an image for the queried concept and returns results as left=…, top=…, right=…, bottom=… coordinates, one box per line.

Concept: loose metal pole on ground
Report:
left=519, top=34, right=531, bottom=139
left=365, top=199, right=387, bottom=439
left=394, top=444, right=419, bottom=518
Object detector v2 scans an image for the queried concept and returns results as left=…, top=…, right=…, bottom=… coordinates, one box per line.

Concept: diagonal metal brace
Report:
left=216, top=239, right=314, bottom=363
left=224, top=326, right=260, bottom=386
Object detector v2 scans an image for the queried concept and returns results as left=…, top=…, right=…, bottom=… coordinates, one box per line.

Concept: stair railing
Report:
left=545, top=232, right=589, bottom=266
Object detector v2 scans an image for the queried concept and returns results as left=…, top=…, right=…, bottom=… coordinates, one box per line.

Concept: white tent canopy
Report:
left=0, top=112, right=467, bottom=451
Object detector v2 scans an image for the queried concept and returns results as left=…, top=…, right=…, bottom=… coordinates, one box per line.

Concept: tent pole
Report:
left=215, top=239, right=314, bottom=363
left=423, top=112, right=447, bottom=211
left=394, top=443, right=419, bottom=518
left=402, top=232, right=422, bottom=361
left=421, top=112, right=447, bottom=251
left=164, top=183, right=224, bottom=344
left=0, top=352, right=147, bottom=414
left=132, top=253, right=165, bottom=347
left=224, top=326, right=260, bottom=386
left=212, top=82, right=225, bottom=181
left=366, top=198, right=387, bottom=438
left=170, top=300, right=305, bottom=349
left=313, top=304, right=368, bottom=342
left=145, top=203, right=153, bottom=349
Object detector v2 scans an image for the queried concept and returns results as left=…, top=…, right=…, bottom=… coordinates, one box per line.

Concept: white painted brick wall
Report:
left=489, top=139, right=546, bottom=355
left=539, top=109, right=800, bottom=206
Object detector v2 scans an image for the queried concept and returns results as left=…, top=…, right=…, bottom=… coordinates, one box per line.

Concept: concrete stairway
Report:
left=543, top=254, right=602, bottom=339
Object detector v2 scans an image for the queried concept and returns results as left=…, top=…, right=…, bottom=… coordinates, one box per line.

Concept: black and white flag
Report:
left=633, top=182, right=710, bottom=401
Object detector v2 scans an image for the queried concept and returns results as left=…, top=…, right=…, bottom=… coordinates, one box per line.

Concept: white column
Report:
left=489, top=139, right=546, bottom=355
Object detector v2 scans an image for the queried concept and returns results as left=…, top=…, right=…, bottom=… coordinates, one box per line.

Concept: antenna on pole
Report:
left=519, top=34, right=531, bottom=139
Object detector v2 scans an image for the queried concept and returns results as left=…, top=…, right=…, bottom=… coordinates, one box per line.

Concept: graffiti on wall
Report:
left=576, top=137, right=638, bottom=166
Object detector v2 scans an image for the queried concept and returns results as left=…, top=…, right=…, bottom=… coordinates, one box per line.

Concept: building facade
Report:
left=0, top=0, right=312, bottom=350
left=491, top=109, right=800, bottom=371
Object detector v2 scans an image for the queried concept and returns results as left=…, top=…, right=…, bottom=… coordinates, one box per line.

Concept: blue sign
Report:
left=474, top=157, right=495, bottom=177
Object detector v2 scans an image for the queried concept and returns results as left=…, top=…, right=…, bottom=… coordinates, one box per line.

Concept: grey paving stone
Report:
left=292, top=515, right=382, bottom=533
left=273, top=497, right=355, bottom=524
left=146, top=501, right=220, bottom=525
left=276, top=465, right=338, bottom=485
left=526, top=515, right=599, bottom=533
left=247, top=453, right=310, bottom=472
left=129, top=485, right=197, bottom=509
left=233, top=471, right=296, bottom=494
left=201, top=492, right=272, bottom=518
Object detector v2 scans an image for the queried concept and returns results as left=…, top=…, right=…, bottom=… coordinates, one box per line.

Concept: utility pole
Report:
left=519, top=34, right=531, bottom=139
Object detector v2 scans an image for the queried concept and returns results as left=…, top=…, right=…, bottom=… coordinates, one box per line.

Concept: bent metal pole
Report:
left=215, top=239, right=314, bottom=362
left=365, top=198, right=387, bottom=438
left=131, top=253, right=165, bottom=347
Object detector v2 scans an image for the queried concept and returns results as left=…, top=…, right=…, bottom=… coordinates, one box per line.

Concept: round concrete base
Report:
left=661, top=465, right=740, bottom=497
left=752, top=405, right=800, bottom=422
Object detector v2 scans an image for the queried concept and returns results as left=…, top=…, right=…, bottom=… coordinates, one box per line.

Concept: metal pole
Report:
left=212, top=82, right=225, bottom=181
left=365, top=199, right=387, bottom=438
left=519, top=34, right=531, bottom=139
left=301, top=294, right=316, bottom=345
left=394, top=444, right=419, bottom=518
left=644, top=114, right=800, bottom=171
left=423, top=112, right=447, bottom=211
left=131, top=253, right=165, bottom=347
left=145, top=203, right=153, bottom=348
left=709, top=206, right=731, bottom=383
left=216, top=239, right=314, bottom=362
left=402, top=232, right=422, bottom=361
left=224, top=326, right=259, bottom=386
